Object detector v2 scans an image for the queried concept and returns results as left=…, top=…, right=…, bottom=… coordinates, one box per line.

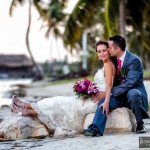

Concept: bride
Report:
left=12, top=40, right=116, bottom=132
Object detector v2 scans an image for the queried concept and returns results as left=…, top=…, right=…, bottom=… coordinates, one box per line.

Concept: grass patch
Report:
left=148, top=102, right=150, bottom=112
left=46, top=70, right=149, bottom=85
left=46, top=75, right=94, bottom=86
left=144, top=71, right=150, bottom=77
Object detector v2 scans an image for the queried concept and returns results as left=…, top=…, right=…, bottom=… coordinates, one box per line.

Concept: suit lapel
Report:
left=122, top=50, right=130, bottom=69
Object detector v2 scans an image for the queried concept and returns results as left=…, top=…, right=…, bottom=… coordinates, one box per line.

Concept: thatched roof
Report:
left=0, top=54, right=33, bottom=67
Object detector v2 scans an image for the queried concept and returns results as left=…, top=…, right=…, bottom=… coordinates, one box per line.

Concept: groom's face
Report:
left=108, top=41, right=118, bottom=57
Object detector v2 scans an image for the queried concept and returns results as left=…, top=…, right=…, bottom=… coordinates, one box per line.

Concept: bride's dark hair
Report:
left=95, top=40, right=117, bottom=65
left=95, top=40, right=108, bottom=52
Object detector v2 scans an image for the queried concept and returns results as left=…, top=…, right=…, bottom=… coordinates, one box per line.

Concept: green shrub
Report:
left=148, top=102, right=150, bottom=111
left=144, top=71, right=150, bottom=77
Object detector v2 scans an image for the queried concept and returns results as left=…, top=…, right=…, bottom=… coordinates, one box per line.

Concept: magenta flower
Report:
left=73, top=78, right=99, bottom=99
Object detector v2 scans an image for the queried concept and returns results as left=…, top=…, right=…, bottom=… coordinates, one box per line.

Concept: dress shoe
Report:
left=136, top=121, right=146, bottom=134
left=83, top=124, right=102, bottom=137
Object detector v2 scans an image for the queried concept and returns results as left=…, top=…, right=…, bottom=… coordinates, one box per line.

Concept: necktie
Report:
left=117, top=59, right=122, bottom=75
left=117, top=59, right=121, bottom=68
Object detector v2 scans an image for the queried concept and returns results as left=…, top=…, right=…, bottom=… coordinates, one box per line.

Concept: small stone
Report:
left=0, top=132, right=4, bottom=138
left=0, top=119, right=3, bottom=123
left=54, top=127, right=77, bottom=138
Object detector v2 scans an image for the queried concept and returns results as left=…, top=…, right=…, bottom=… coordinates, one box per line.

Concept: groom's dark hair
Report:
left=95, top=40, right=108, bottom=52
left=108, top=35, right=126, bottom=51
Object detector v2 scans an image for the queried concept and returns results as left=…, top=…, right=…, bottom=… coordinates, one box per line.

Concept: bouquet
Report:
left=73, top=78, right=99, bottom=99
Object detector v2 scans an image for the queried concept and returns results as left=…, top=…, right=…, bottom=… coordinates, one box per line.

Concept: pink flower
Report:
left=73, top=78, right=99, bottom=99
left=88, top=83, right=99, bottom=94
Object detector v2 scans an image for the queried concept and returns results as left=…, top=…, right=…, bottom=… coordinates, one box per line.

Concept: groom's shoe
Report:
left=83, top=124, right=102, bottom=137
left=136, top=121, right=146, bottom=134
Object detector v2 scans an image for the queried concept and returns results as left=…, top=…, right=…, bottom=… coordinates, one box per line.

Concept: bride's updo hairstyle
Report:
left=95, top=40, right=108, bottom=52
left=95, top=40, right=117, bottom=65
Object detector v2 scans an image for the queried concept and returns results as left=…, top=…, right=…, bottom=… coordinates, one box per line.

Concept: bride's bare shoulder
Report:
left=104, top=62, right=113, bottom=69
left=104, top=62, right=116, bottom=75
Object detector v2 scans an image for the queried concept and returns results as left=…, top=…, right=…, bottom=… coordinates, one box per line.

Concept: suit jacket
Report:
left=112, top=50, right=148, bottom=111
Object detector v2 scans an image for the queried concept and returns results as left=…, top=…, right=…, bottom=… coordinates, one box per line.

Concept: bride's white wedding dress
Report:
left=31, top=68, right=106, bottom=132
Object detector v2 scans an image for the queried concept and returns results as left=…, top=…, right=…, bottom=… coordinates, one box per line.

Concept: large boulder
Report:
left=83, top=107, right=136, bottom=133
left=0, top=107, right=136, bottom=139
left=0, top=115, right=49, bottom=139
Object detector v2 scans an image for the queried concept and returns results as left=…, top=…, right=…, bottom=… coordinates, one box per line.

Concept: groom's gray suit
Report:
left=91, top=50, right=149, bottom=135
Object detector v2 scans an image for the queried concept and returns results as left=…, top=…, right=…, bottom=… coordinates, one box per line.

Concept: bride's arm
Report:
left=99, top=63, right=113, bottom=115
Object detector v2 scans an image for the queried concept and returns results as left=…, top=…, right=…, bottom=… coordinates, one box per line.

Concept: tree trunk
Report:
left=55, top=37, right=61, bottom=60
left=82, top=30, right=87, bottom=70
left=26, top=0, right=43, bottom=79
left=119, top=0, right=126, bottom=37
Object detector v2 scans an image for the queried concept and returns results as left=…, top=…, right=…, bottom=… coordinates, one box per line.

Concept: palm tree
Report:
left=33, top=0, right=69, bottom=66
left=125, top=0, right=150, bottom=68
left=119, top=0, right=125, bottom=37
left=43, top=0, right=68, bottom=62
left=9, top=0, right=70, bottom=79
left=64, top=0, right=102, bottom=49
left=64, top=0, right=150, bottom=68
left=9, top=0, right=43, bottom=79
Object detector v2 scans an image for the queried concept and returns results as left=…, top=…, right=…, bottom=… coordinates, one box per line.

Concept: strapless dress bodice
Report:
left=94, top=68, right=106, bottom=91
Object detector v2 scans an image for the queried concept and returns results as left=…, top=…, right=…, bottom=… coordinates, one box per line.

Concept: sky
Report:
left=0, top=0, right=78, bottom=63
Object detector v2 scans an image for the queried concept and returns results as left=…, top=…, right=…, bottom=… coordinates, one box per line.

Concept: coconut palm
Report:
left=9, top=0, right=68, bottom=77
left=39, top=0, right=68, bottom=62
left=32, top=0, right=68, bottom=62
left=64, top=0, right=150, bottom=68
left=125, top=0, right=150, bottom=68
left=64, top=0, right=102, bottom=49
left=9, top=0, right=43, bottom=78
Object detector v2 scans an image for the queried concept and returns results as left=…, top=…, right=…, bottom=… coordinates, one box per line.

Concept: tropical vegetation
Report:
left=9, top=0, right=150, bottom=75
left=64, top=0, right=150, bottom=69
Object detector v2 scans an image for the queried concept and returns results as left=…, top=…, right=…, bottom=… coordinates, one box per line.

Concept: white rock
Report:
left=54, top=127, right=77, bottom=138
left=0, top=106, right=136, bottom=139
left=144, top=81, right=150, bottom=102
left=0, top=115, right=49, bottom=139
left=83, top=107, right=136, bottom=133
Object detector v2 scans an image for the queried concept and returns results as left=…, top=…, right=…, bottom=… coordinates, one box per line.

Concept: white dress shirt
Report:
left=118, top=50, right=126, bottom=67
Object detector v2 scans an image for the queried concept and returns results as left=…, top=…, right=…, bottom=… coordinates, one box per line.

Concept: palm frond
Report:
left=9, top=0, right=26, bottom=16
left=63, top=0, right=101, bottom=49
left=60, top=0, right=69, bottom=9
left=53, top=27, right=62, bottom=38
left=35, top=0, right=67, bottom=38
left=33, top=0, right=48, bottom=18
left=104, top=0, right=118, bottom=37
left=9, top=0, right=16, bottom=16
left=143, top=0, right=150, bottom=30
left=127, top=0, right=146, bottom=29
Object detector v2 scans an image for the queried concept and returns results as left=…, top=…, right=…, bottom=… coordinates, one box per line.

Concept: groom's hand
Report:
left=92, top=91, right=105, bottom=103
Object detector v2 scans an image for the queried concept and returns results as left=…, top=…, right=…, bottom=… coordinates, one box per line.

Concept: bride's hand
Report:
left=98, top=101, right=109, bottom=116
left=92, top=91, right=105, bottom=103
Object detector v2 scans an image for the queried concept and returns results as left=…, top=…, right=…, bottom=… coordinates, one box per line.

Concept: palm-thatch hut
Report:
left=0, top=54, right=35, bottom=78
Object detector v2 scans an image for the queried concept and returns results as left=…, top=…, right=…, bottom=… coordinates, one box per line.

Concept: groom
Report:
left=83, top=35, right=149, bottom=136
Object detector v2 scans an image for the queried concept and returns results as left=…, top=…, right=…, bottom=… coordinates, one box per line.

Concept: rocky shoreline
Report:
left=0, top=80, right=150, bottom=150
